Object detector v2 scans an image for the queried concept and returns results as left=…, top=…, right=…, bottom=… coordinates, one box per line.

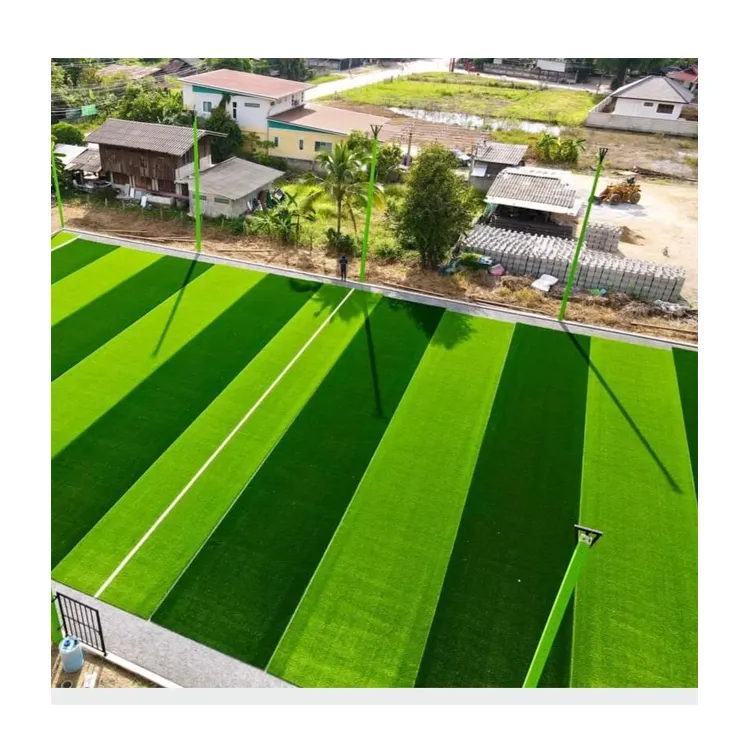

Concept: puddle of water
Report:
left=389, top=107, right=561, bottom=135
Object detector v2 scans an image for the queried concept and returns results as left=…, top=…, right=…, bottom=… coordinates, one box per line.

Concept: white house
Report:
left=609, top=75, right=694, bottom=120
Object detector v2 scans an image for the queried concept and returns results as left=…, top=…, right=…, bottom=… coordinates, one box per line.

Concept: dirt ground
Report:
left=52, top=203, right=698, bottom=344
left=51, top=644, right=155, bottom=688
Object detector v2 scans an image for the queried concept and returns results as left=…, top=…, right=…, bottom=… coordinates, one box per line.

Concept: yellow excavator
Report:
left=595, top=176, right=642, bottom=205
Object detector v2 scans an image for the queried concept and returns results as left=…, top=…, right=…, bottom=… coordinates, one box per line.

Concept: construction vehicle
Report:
left=595, top=176, right=642, bottom=206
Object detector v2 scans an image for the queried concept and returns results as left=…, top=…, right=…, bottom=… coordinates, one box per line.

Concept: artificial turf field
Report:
left=51, top=234, right=698, bottom=688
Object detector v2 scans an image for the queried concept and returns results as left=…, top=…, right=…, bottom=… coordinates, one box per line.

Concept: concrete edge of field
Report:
left=52, top=228, right=698, bottom=353
left=51, top=581, right=294, bottom=689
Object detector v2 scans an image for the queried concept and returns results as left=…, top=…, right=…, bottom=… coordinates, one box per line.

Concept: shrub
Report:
left=225, top=216, right=247, bottom=235
left=52, top=122, right=85, bottom=146
left=459, top=252, right=484, bottom=269
left=245, top=152, right=288, bottom=171
left=326, top=228, right=356, bottom=253
left=373, top=238, right=403, bottom=262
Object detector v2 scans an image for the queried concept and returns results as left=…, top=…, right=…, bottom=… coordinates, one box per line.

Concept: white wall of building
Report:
left=614, top=97, right=683, bottom=120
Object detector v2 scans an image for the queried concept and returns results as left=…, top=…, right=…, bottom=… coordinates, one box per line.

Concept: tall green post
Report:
left=359, top=124, right=382, bottom=282
left=51, top=594, right=62, bottom=646
left=51, top=140, right=65, bottom=229
left=557, top=147, right=608, bottom=321
left=522, top=525, right=603, bottom=688
left=192, top=113, right=202, bottom=253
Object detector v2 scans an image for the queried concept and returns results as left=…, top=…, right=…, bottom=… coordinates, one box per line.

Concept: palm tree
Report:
left=306, top=142, right=379, bottom=237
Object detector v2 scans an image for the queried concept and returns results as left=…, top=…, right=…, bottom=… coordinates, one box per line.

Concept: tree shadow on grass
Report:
left=561, top=324, right=682, bottom=494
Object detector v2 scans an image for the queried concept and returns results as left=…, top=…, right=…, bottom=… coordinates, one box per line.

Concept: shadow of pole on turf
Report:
left=561, top=324, right=682, bottom=494
left=152, top=258, right=200, bottom=358
left=361, top=295, right=383, bottom=418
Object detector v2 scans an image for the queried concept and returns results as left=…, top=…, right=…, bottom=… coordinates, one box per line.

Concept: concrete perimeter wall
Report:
left=584, top=111, right=698, bottom=137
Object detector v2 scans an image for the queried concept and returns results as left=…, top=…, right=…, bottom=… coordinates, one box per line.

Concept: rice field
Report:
left=51, top=233, right=698, bottom=688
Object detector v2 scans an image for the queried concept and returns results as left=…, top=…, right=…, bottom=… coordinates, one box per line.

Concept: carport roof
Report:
left=187, top=157, right=285, bottom=200
left=485, top=167, right=581, bottom=215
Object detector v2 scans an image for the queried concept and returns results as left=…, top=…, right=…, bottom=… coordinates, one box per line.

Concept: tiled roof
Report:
left=87, top=119, right=216, bottom=156
left=485, top=167, right=579, bottom=214
left=474, top=141, right=528, bottom=165
left=187, top=157, right=284, bottom=200
left=268, top=105, right=389, bottom=135
left=612, top=75, right=694, bottom=103
left=180, top=69, right=313, bottom=99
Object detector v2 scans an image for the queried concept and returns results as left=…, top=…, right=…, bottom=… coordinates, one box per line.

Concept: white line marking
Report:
left=51, top=235, right=79, bottom=252
left=94, top=288, right=356, bottom=599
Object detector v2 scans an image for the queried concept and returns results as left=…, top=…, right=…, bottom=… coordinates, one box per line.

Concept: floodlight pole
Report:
left=51, top=140, right=65, bottom=229
left=522, top=524, right=603, bottom=688
left=193, top=113, right=202, bottom=253
left=51, top=592, right=62, bottom=646
left=557, top=147, right=608, bottom=321
left=359, top=123, right=382, bottom=282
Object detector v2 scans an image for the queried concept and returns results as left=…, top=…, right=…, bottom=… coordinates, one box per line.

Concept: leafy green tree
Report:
left=595, top=58, right=673, bottom=90
left=266, top=58, right=311, bottom=81
left=248, top=196, right=315, bottom=244
left=394, top=144, right=476, bottom=268
left=202, top=97, right=243, bottom=162
left=207, top=58, right=269, bottom=74
left=51, top=122, right=85, bottom=146
left=347, top=131, right=403, bottom=183
left=114, top=82, right=186, bottom=123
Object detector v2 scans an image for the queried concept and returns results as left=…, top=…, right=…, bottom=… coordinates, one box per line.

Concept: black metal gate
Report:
left=54, top=592, right=106, bottom=655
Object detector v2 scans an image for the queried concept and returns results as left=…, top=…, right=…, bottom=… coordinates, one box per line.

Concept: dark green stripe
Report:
left=52, top=256, right=212, bottom=381
left=51, top=239, right=116, bottom=283
left=673, top=348, right=698, bottom=497
left=152, top=298, right=444, bottom=669
left=51, top=274, right=320, bottom=567
left=415, top=324, right=590, bottom=687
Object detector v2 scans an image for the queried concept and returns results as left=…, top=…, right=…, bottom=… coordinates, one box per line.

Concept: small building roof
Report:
left=180, top=69, right=313, bottom=100
left=485, top=167, right=580, bottom=215
left=474, top=141, right=528, bottom=166
left=187, top=157, right=284, bottom=200
left=612, top=75, right=694, bottom=104
left=667, top=66, right=698, bottom=84
left=65, top=147, right=102, bottom=173
left=268, top=105, right=389, bottom=135
left=54, top=144, right=87, bottom=166
left=87, top=119, right=219, bottom=157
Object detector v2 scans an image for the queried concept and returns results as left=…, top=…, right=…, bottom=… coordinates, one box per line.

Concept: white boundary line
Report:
left=51, top=235, right=79, bottom=252
left=93, top=288, right=355, bottom=599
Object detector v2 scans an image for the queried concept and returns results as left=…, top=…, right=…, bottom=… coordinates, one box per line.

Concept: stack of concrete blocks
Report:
left=463, top=225, right=686, bottom=302
left=584, top=222, right=622, bottom=254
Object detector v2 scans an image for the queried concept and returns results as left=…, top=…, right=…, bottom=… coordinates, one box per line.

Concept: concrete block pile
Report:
left=584, top=222, right=622, bottom=254
left=463, top=225, right=686, bottom=302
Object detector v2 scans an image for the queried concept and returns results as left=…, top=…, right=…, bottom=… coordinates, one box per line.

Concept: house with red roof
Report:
left=667, top=64, right=698, bottom=99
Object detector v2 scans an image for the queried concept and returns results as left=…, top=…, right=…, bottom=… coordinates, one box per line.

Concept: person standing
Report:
left=339, top=254, right=349, bottom=282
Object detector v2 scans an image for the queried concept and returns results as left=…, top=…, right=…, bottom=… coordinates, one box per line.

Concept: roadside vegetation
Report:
left=308, top=73, right=346, bottom=85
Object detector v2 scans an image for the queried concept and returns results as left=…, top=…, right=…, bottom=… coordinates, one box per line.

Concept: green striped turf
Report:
left=51, top=239, right=116, bottom=283
left=52, top=264, right=258, bottom=458
left=52, top=248, right=162, bottom=326
left=51, top=274, right=319, bottom=568
left=571, top=338, right=698, bottom=687
left=269, top=313, right=514, bottom=688
left=52, top=255, right=211, bottom=380
left=673, top=348, right=698, bottom=495
left=64, top=289, right=377, bottom=615
left=414, top=324, right=590, bottom=688
left=151, top=298, right=443, bottom=669
left=51, top=231, right=76, bottom=248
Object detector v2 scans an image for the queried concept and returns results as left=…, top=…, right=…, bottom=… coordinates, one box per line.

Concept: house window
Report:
left=314, top=141, right=333, bottom=153
left=299, top=139, right=304, bottom=150
left=202, top=101, right=213, bottom=113
left=273, top=136, right=279, bottom=148
left=243, top=102, right=260, bottom=108
left=656, top=103, right=674, bottom=114
left=232, top=102, right=237, bottom=120
left=643, top=101, right=655, bottom=108
left=214, top=196, right=231, bottom=204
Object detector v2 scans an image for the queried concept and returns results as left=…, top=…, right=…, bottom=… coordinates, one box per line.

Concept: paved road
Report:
left=306, top=58, right=451, bottom=101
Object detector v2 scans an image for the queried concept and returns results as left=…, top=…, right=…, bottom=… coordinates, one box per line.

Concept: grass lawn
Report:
left=673, top=348, right=698, bottom=495
left=308, top=73, right=346, bottom=85
left=415, top=324, right=590, bottom=687
left=51, top=231, right=77, bottom=248
left=52, top=238, right=116, bottom=283
left=325, top=73, right=600, bottom=126
left=152, top=298, right=443, bottom=669
left=571, top=338, right=698, bottom=687
left=270, top=313, right=514, bottom=687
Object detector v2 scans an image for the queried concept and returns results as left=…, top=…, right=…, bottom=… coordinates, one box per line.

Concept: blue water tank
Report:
left=59, top=637, right=84, bottom=673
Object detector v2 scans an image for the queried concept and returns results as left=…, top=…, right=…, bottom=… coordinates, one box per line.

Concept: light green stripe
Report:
left=269, top=313, right=514, bottom=687
left=88, top=290, right=380, bottom=618
left=52, top=248, right=162, bottom=325
left=571, top=338, right=698, bottom=687
left=52, top=265, right=262, bottom=458
left=52, top=231, right=76, bottom=248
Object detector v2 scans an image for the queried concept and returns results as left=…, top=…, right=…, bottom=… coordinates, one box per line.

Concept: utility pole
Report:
left=522, top=525, right=604, bottom=688
left=359, top=123, right=382, bottom=282
left=51, top=140, right=65, bottom=229
left=557, top=147, right=608, bottom=321
left=192, top=112, right=202, bottom=253
left=405, top=127, right=414, bottom=167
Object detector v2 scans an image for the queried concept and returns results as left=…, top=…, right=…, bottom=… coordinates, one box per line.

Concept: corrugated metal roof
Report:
left=612, top=75, right=694, bottom=103
left=485, top=167, right=578, bottom=213
left=65, top=148, right=102, bottom=173
left=474, top=141, right=528, bottom=165
left=268, top=105, right=389, bottom=135
left=87, top=119, right=217, bottom=156
left=180, top=69, right=313, bottom=99
left=187, top=157, right=284, bottom=200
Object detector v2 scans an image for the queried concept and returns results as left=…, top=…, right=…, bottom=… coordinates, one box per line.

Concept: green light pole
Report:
left=51, top=593, right=62, bottom=646
left=522, top=525, right=603, bottom=688
left=359, top=124, right=382, bottom=282
left=51, top=140, right=65, bottom=229
left=557, top=147, right=608, bottom=321
left=192, top=113, right=202, bottom=253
